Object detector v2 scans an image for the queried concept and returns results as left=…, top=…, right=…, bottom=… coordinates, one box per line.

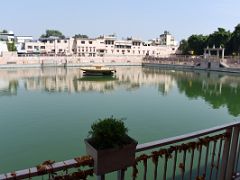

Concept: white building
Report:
left=154, top=31, right=177, bottom=46
left=23, top=37, right=74, bottom=55
left=0, top=41, right=8, bottom=55
left=0, top=31, right=15, bottom=42
left=39, top=37, right=74, bottom=55
left=23, top=40, right=46, bottom=54
left=15, top=36, right=33, bottom=53
left=73, top=32, right=178, bottom=58
left=20, top=31, right=178, bottom=57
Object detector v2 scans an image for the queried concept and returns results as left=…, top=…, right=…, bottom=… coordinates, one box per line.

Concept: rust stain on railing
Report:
left=0, top=156, right=93, bottom=180
left=132, top=133, right=228, bottom=180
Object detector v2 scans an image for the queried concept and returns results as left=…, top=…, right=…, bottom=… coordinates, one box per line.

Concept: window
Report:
left=64, top=40, right=67, bottom=43
left=49, top=40, right=53, bottom=43
left=27, top=46, right=32, bottom=49
left=81, top=41, right=85, bottom=44
left=34, top=46, right=38, bottom=49
left=40, top=46, right=45, bottom=49
left=127, top=50, right=130, bottom=53
left=57, top=40, right=61, bottom=43
left=89, top=41, right=92, bottom=44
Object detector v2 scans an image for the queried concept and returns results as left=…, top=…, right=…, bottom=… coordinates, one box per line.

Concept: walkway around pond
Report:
left=143, top=55, right=240, bottom=73
left=1, top=121, right=240, bottom=180
left=0, top=54, right=142, bottom=68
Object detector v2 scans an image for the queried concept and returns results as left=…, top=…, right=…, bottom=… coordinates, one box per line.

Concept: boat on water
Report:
left=81, top=65, right=116, bottom=76
left=78, top=76, right=117, bottom=81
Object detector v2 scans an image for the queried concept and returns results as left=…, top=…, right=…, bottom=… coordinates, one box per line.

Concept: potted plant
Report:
left=85, top=117, right=137, bottom=175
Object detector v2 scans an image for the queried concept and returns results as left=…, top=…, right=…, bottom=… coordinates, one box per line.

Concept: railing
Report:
left=131, top=121, right=240, bottom=180
left=143, top=55, right=240, bottom=68
left=1, top=121, right=240, bottom=180
left=143, top=56, right=203, bottom=66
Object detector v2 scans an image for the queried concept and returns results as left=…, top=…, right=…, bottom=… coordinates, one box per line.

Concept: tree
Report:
left=73, top=34, right=88, bottom=39
left=207, top=28, right=231, bottom=48
left=7, top=42, right=17, bottom=51
left=178, top=39, right=190, bottom=54
left=229, top=24, right=240, bottom=55
left=0, top=29, right=8, bottom=33
left=40, top=30, right=65, bottom=38
left=187, top=34, right=208, bottom=55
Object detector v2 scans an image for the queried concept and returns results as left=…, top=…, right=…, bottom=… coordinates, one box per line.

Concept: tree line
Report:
left=179, top=24, right=240, bottom=56
left=40, top=30, right=88, bottom=39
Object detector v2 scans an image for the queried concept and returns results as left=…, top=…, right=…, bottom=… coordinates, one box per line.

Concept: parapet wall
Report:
left=0, top=55, right=143, bottom=67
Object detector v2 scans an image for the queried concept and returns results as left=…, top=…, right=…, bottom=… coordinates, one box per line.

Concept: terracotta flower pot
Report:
left=85, top=137, right=137, bottom=175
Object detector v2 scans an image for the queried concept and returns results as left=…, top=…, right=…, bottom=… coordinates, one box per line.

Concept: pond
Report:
left=0, top=66, right=239, bottom=175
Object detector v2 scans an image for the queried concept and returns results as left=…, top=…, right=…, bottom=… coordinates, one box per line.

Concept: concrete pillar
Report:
left=222, top=49, right=225, bottom=59
left=217, top=50, right=219, bottom=58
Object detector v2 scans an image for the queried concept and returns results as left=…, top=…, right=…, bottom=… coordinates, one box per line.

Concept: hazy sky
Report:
left=1, top=0, right=240, bottom=41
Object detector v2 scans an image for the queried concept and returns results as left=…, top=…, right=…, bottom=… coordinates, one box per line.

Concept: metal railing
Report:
left=1, top=121, right=240, bottom=180
left=129, top=121, right=240, bottom=180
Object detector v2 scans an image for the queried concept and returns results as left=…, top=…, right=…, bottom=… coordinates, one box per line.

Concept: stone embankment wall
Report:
left=0, top=55, right=143, bottom=68
left=143, top=56, right=240, bottom=73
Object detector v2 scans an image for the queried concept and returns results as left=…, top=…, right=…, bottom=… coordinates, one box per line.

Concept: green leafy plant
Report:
left=88, top=117, right=132, bottom=149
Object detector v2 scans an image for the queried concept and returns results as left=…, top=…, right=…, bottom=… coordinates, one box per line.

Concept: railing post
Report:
left=97, top=174, right=105, bottom=180
left=117, top=169, right=125, bottom=180
left=226, top=125, right=240, bottom=179
left=219, top=127, right=233, bottom=180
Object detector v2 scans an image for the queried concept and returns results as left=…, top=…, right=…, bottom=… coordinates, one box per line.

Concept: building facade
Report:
left=15, top=36, right=33, bottom=53
left=0, top=31, right=15, bottom=42
left=0, top=41, right=8, bottom=55
left=23, top=37, right=74, bottom=55
left=73, top=32, right=178, bottom=58
left=154, top=31, right=177, bottom=46
left=8, top=31, right=178, bottom=58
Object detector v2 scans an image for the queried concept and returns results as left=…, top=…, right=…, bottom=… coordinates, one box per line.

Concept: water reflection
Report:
left=0, top=67, right=175, bottom=94
left=143, top=67, right=240, bottom=117
left=0, top=80, right=18, bottom=96
left=0, top=67, right=240, bottom=116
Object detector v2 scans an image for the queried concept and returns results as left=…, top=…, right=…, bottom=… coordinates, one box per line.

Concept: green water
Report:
left=0, top=66, right=239, bottom=177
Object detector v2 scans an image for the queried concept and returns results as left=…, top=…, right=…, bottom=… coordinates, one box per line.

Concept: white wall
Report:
left=0, top=41, right=8, bottom=55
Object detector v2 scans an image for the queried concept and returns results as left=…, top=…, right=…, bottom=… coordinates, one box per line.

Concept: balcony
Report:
left=1, top=121, right=240, bottom=180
